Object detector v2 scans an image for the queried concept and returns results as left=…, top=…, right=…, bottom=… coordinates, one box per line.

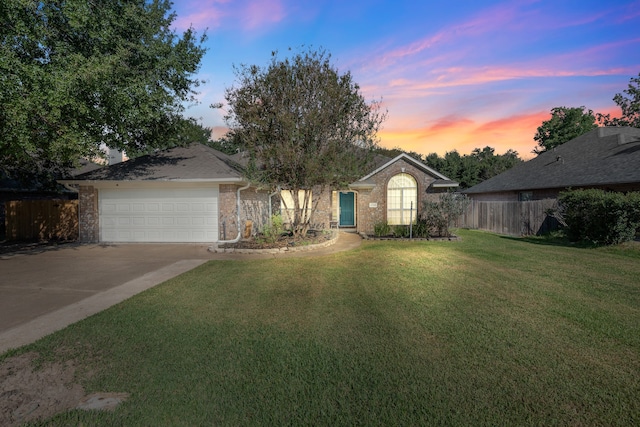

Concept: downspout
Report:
left=216, top=181, right=251, bottom=244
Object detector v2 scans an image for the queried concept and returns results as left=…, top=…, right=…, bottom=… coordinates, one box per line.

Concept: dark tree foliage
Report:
left=206, top=131, right=244, bottom=156
left=599, top=73, right=640, bottom=128
left=375, top=146, right=424, bottom=162
left=423, top=147, right=522, bottom=189
left=0, top=0, right=206, bottom=187
left=533, top=106, right=598, bottom=154
left=221, top=47, right=386, bottom=236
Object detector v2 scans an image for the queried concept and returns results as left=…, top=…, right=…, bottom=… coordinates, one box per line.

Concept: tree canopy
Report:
left=532, top=106, right=598, bottom=154
left=221, top=48, right=386, bottom=236
left=376, top=146, right=521, bottom=189
left=0, top=0, right=206, bottom=186
left=600, top=73, right=640, bottom=128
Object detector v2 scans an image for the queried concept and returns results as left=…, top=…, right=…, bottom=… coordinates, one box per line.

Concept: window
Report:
left=518, top=191, right=533, bottom=201
left=281, top=190, right=312, bottom=223
left=387, top=173, right=417, bottom=225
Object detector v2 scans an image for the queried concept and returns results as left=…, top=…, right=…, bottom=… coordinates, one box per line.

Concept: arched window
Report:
left=387, top=173, right=417, bottom=225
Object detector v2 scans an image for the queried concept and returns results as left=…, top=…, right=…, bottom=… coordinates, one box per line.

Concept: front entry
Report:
left=339, top=192, right=355, bottom=227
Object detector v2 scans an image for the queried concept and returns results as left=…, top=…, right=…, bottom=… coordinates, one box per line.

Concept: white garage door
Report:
left=100, top=187, right=219, bottom=242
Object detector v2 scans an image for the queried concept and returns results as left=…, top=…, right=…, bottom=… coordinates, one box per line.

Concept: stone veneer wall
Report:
left=78, top=185, right=99, bottom=242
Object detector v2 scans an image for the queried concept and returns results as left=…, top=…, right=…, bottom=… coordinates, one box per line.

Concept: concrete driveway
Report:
left=0, top=243, right=214, bottom=353
left=0, top=233, right=362, bottom=354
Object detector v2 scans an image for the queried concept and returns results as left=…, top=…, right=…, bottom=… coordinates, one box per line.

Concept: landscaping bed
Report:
left=216, top=229, right=336, bottom=251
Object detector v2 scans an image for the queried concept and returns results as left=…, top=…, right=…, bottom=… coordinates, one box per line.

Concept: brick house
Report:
left=61, top=145, right=457, bottom=243
left=311, top=153, right=458, bottom=234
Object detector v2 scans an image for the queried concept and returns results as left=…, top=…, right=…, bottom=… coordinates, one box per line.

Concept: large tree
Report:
left=222, top=48, right=386, bottom=236
left=0, top=0, right=206, bottom=186
left=533, top=106, right=598, bottom=154
left=600, top=73, right=640, bottom=128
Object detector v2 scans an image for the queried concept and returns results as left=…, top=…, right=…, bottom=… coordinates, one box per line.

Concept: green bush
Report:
left=373, top=221, right=392, bottom=237
left=393, top=224, right=410, bottom=238
left=413, top=219, right=430, bottom=238
left=261, top=214, right=285, bottom=243
left=421, top=192, right=470, bottom=237
left=559, top=189, right=640, bottom=245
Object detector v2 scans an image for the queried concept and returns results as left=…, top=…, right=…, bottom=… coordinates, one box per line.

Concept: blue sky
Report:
left=172, top=0, right=640, bottom=159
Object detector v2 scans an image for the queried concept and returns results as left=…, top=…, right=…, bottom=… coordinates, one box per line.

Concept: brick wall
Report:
left=240, top=188, right=270, bottom=236
left=355, top=158, right=437, bottom=234
left=218, top=184, right=239, bottom=241
left=311, top=188, right=332, bottom=230
left=78, top=185, right=99, bottom=242
left=219, top=184, right=270, bottom=240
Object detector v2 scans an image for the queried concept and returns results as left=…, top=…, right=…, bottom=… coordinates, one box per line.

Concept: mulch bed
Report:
left=218, top=230, right=333, bottom=250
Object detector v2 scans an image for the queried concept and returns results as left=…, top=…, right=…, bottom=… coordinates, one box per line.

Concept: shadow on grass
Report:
left=497, top=232, right=640, bottom=259
left=497, top=233, right=598, bottom=249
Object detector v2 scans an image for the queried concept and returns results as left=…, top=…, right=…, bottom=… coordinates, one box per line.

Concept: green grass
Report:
left=8, top=230, right=640, bottom=426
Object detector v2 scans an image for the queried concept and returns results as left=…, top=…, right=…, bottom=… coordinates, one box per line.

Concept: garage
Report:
left=99, top=187, right=219, bottom=243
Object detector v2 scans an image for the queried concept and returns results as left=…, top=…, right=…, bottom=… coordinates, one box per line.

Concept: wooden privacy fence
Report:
left=457, top=199, right=560, bottom=236
left=5, top=200, right=79, bottom=241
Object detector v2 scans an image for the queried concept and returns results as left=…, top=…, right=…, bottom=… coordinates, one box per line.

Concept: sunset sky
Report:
left=171, top=0, right=640, bottom=160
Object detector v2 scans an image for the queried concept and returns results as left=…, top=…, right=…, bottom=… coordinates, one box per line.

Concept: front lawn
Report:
left=5, top=230, right=640, bottom=426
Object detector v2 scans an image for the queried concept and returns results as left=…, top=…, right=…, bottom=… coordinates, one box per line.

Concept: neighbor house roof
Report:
left=61, top=144, right=246, bottom=184
left=464, top=127, right=640, bottom=194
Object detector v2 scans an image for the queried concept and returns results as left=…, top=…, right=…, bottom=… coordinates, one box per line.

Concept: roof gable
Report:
left=62, top=144, right=245, bottom=183
left=464, top=127, right=640, bottom=194
left=359, top=153, right=452, bottom=182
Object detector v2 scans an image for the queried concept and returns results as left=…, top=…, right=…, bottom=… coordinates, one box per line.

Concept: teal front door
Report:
left=339, top=192, right=355, bottom=227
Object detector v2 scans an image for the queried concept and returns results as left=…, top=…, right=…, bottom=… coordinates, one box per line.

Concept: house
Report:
left=322, top=153, right=458, bottom=233
left=463, top=127, right=640, bottom=201
left=458, top=127, right=640, bottom=236
left=60, top=144, right=458, bottom=243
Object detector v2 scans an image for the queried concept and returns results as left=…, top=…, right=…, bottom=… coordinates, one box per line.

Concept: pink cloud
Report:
left=172, top=0, right=230, bottom=31
left=172, top=0, right=287, bottom=32
left=242, top=0, right=286, bottom=30
left=368, top=0, right=536, bottom=70
left=377, top=110, right=554, bottom=160
left=211, top=126, right=230, bottom=140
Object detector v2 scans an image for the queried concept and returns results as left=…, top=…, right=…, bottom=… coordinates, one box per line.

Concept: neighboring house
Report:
left=60, top=145, right=458, bottom=243
left=458, top=127, right=640, bottom=236
left=463, top=127, right=640, bottom=201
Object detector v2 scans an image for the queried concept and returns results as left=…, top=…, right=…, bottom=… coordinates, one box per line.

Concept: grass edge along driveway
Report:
left=4, top=230, right=640, bottom=426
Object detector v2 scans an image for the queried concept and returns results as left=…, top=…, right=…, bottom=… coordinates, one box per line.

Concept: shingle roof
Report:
left=464, top=127, right=640, bottom=194
left=64, top=144, right=245, bottom=182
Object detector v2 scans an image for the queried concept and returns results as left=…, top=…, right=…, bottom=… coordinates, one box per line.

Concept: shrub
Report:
left=374, top=221, right=392, bottom=237
left=421, top=192, right=470, bottom=237
left=559, top=189, right=640, bottom=245
left=261, top=214, right=285, bottom=244
left=413, top=219, right=430, bottom=238
left=393, top=224, right=410, bottom=238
